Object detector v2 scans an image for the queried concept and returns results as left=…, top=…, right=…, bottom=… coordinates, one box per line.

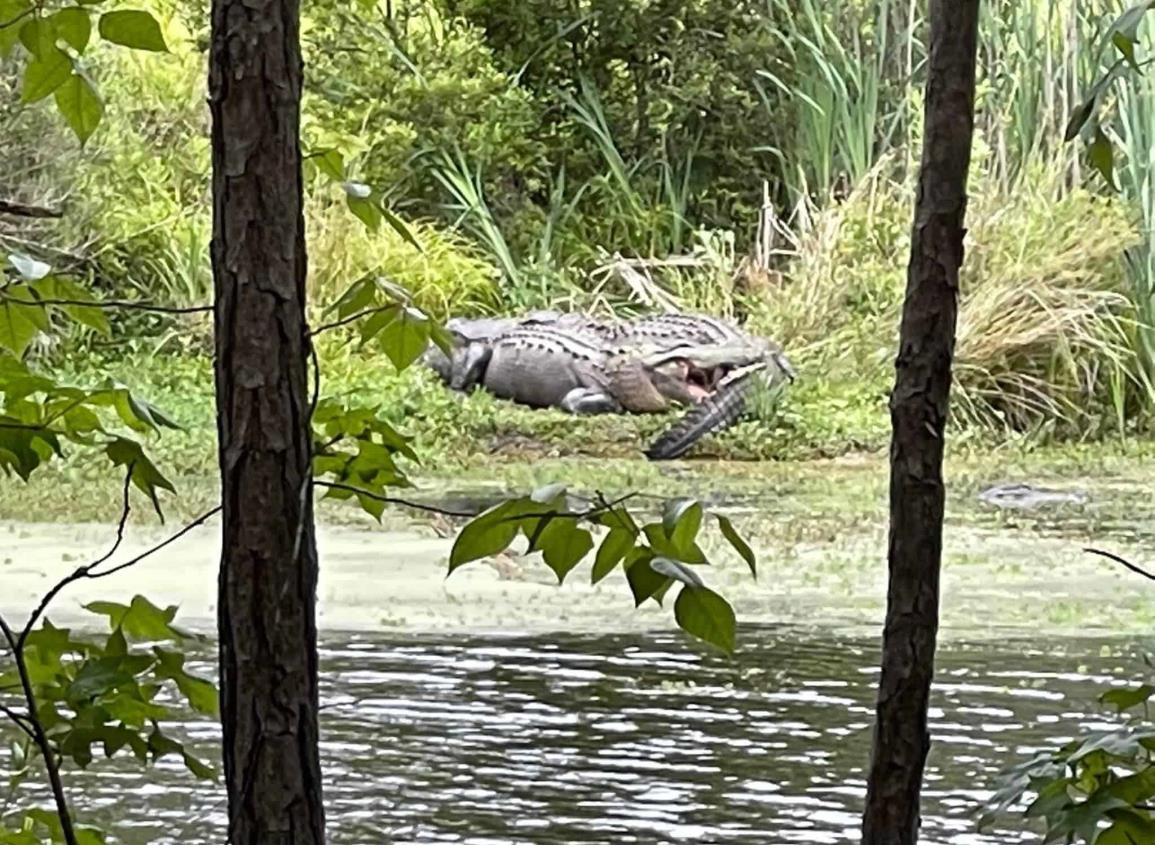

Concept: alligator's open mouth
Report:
left=683, top=362, right=727, bottom=402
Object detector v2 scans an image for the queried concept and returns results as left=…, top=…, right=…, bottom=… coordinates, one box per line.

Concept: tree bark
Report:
left=209, top=0, right=325, bottom=841
left=861, top=2, right=979, bottom=844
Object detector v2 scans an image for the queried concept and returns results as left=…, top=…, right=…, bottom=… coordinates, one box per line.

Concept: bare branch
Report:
left=91, top=506, right=221, bottom=580
left=308, top=304, right=398, bottom=337
left=1085, top=547, right=1155, bottom=582
left=315, top=480, right=637, bottom=523
left=0, top=702, right=35, bottom=739
left=0, top=199, right=62, bottom=219
left=0, top=291, right=212, bottom=315
left=314, top=480, right=478, bottom=517
left=18, top=468, right=134, bottom=648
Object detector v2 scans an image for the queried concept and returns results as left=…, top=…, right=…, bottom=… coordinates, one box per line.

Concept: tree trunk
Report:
left=861, top=2, right=980, bottom=844
left=209, top=0, right=325, bottom=841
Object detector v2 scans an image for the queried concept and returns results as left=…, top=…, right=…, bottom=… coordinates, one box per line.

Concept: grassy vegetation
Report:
left=4, top=0, right=1155, bottom=525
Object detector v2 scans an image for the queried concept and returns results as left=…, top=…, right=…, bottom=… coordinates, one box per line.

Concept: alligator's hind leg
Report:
left=560, top=387, right=621, bottom=415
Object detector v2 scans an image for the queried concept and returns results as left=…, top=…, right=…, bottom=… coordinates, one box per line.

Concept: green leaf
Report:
left=1089, top=127, right=1117, bottom=191
left=68, top=656, right=136, bottom=701
left=449, top=498, right=532, bottom=572
left=24, top=619, right=79, bottom=665
left=1101, top=684, right=1155, bottom=712
left=53, top=71, right=103, bottom=144
left=1107, top=765, right=1155, bottom=805
left=592, top=526, right=634, bottom=584
left=380, top=204, right=422, bottom=251
left=0, top=291, right=49, bottom=357
left=537, top=520, right=593, bottom=583
left=1097, top=809, right=1155, bottom=845
left=21, top=44, right=72, bottom=103
left=89, top=385, right=181, bottom=433
left=1108, top=1, right=1155, bottom=70
left=311, top=147, right=345, bottom=181
left=674, top=585, right=736, bottom=653
left=97, top=9, right=167, bottom=51
left=717, top=514, right=756, bottom=578
left=104, top=437, right=177, bottom=518
left=153, top=647, right=219, bottom=717
left=663, top=498, right=702, bottom=554
left=345, top=185, right=382, bottom=231
left=30, top=275, right=110, bottom=334
left=1064, top=67, right=1124, bottom=143
left=624, top=549, right=668, bottom=606
left=650, top=556, right=705, bottom=588
left=0, top=0, right=31, bottom=58
left=17, top=15, right=54, bottom=58
left=643, top=521, right=705, bottom=565
left=85, top=594, right=188, bottom=642
left=378, top=306, right=431, bottom=371
left=181, top=749, right=217, bottom=780
left=52, top=7, right=91, bottom=52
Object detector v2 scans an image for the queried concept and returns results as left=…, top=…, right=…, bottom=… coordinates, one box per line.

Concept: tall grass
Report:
left=760, top=0, right=915, bottom=204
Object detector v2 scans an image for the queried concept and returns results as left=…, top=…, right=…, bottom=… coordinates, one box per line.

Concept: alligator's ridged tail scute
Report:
left=644, top=375, right=755, bottom=460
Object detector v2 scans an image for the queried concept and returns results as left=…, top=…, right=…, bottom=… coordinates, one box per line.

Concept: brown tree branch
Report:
left=0, top=199, right=63, bottom=219
left=1084, top=547, right=1155, bottom=582
left=0, top=291, right=212, bottom=315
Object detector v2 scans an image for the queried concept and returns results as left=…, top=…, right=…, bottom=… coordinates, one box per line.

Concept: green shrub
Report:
left=305, top=194, right=501, bottom=318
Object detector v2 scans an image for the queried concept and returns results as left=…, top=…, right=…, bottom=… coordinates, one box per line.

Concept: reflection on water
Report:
left=33, top=627, right=1152, bottom=843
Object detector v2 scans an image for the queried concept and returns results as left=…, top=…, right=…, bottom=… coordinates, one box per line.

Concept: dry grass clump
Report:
left=745, top=157, right=1145, bottom=432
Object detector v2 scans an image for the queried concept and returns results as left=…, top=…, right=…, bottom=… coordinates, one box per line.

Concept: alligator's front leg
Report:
left=450, top=342, right=492, bottom=391
left=560, top=387, right=622, bottom=415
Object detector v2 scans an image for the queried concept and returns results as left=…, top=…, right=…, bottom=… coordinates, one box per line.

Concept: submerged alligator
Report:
left=422, top=310, right=794, bottom=459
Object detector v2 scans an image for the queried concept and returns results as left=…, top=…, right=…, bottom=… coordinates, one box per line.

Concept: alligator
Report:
left=421, top=310, right=602, bottom=389
left=424, top=310, right=768, bottom=390
left=459, top=325, right=772, bottom=414
left=420, top=309, right=796, bottom=454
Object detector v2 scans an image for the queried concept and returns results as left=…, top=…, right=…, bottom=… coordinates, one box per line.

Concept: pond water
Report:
left=58, top=625, right=1149, bottom=844
left=4, top=452, right=1153, bottom=842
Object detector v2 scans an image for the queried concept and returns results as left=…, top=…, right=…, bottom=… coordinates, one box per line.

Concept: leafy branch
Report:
left=1, top=468, right=223, bottom=844
left=1064, top=1, right=1155, bottom=187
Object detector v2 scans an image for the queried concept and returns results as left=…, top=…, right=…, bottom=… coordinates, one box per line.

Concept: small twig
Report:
left=308, top=304, right=397, bottom=337
left=1085, top=547, right=1155, bottom=582
left=18, top=468, right=135, bottom=648
left=0, top=291, right=212, bottom=315
left=314, top=481, right=478, bottom=517
left=0, top=703, right=35, bottom=738
left=0, top=199, right=62, bottom=219
left=91, top=506, right=221, bottom=580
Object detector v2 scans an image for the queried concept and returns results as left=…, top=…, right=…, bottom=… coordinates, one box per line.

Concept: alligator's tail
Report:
left=644, top=372, right=758, bottom=460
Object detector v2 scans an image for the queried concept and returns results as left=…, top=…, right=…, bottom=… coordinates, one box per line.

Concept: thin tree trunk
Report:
left=208, top=0, right=325, bottom=840
left=861, top=2, right=980, bottom=843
